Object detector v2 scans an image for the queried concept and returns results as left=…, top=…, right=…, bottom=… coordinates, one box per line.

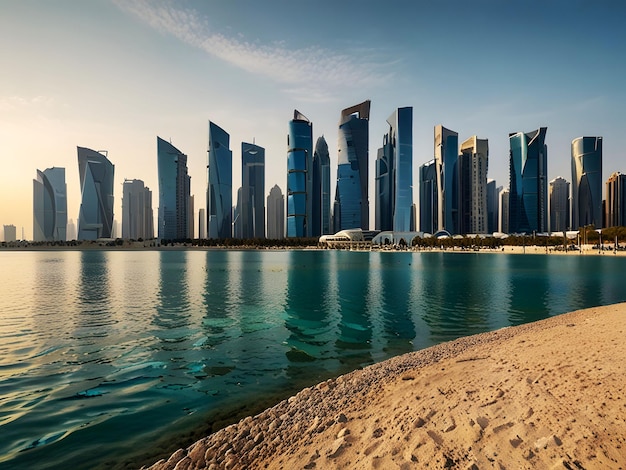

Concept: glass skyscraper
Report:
left=334, top=100, right=370, bottom=231
left=375, top=107, right=412, bottom=232
left=549, top=176, right=570, bottom=232
left=287, top=110, right=313, bottom=237
left=33, top=167, right=67, bottom=242
left=434, top=125, right=459, bottom=234
left=122, top=179, right=153, bottom=240
left=419, top=160, right=437, bottom=233
left=606, top=172, right=626, bottom=228
left=508, top=128, right=548, bottom=234
left=157, top=137, right=191, bottom=240
left=267, top=184, right=285, bottom=239
left=77, top=147, right=114, bottom=240
left=571, top=136, right=603, bottom=229
left=241, top=142, right=265, bottom=239
left=312, top=136, right=331, bottom=237
left=208, top=121, right=233, bottom=239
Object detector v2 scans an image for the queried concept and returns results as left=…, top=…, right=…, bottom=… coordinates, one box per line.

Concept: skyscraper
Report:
left=458, top=136, right=489, bottom=234
left=499, top=188, right=510, bottom=234
left=208, top=121, right=233, bottom=239
left=549, top=177, right=570, bottom=232
left=434, top=125, right=459, bottom=234
left=571, top=136, right=603, bottom=229
left=312, top=136, right=331, bottom=237
left=287, top=110, right=313, bottom=237
left=267, top=184, right=285, bottom=239
left=419, top=160, right=437, bottom=233
left=33, top=167, right=67, bottom=241
left=334, top=100, right=370, bottom=231
left=157, top=137, right=191, bottom=240
left=508, top=128, right=548, bottom=234
left=486, top=179, right=501, bottom=234
left=122, top=179, right=153, bottom=240
left=77, top=147, right=114, bottom=240
left=375, top=106, right=412, bottom=232
left=241, top=142, right=265, bottom=239
left=198, top=208, right=206, bottom=239
left=606, top=172, right=625, bottom=228
left=3, top=225, right=17, bottom=242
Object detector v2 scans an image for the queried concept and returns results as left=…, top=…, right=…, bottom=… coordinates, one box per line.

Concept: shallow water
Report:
left=1, top=249, right=624, bottom=469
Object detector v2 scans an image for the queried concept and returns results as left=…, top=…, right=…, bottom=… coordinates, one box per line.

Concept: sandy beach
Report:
left=144, top=302, right=626, bottom=469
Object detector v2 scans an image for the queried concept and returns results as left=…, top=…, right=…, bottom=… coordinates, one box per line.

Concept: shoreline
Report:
left=145, top=302, right=626, bottom=469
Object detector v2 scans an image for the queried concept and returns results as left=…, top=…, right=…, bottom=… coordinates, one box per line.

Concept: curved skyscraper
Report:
left=241, top=142, right=265, bottom=239
left=77, top=147, right=114, bottom=240
left=312, top=136, right=330, bottom=237
left=571, top=136, right=603, bottom=229
left=334, top=100, right=370, bottom=231
left=208, top=121, right=233, bottom=239
left=33, top=167, right=67, bottom=241
left=287, top=110, right=313, bottom=237
left=508, top=128, right=548, bottom=234
left=434, top=125, right=459, bottom=234
left=157, top=137, right=190, bottom=240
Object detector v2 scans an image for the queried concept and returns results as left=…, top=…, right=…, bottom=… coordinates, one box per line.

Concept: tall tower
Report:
left=508, top=128, right=548, bottom=234
left=549, top=177, right=570, bottom=232
left=33, top=167, right=67, bottom=241
left=571, top=136, right=603, bottom=229
left=312, top=136, right=331, bottom=237
left=208, top=121, right=233, bottom=239
left=419, top=160, right=437, bottom=233
left=267, top=184, right=285, bottom=239
left=77, top=147, right=114, bottom=240
left=605, top=172, right=625, bottom=228
left=122, top=179, right=153, bottom=240
left=241, top=142, right=265, bottom=239
left=157, top=137, right=190, bottom=240
left=458, top=136, right=489, bottom=234
left=434, top=125, right=459, bottom=234
left=334, top=100, right=370, bottom=231
left=486, top=179, right=500, bottom=234
left=287, top=110, right=313, bottom=237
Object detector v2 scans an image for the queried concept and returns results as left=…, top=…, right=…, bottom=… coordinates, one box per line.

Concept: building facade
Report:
left=419, top=160, right=437, bottom=233
left=434, top=125, right=459, bottom=234
left=157, top=137, right=191, bottom=240
left=458, top=136, right=489, bottom=234
left=486, top=179, right=501, bottom=234
left=241, top=142, right=265, bottom=239
left=208, top=121, right=233, bottom=238
left=198, top=208, right=206, bottom=239
left=549, top=176, right=570, bottom=232
left=267, top=184, right=285, bottom=239
left=606, top=172, right=626, bottom=228
left=33, top=167, right=67, bottom=242
left=3, top=225, right=17, bottom=242
left=334, top=101, right=370, bottom=231
left=499, top=188, right=510, bottom=234
left=77, top=147, right=114, bottom=240
left=571, top=136, right=603, bottom=229
left=508, top=128, right=548, bottom=234
left=312, top=136, right=331, bottom=237
left=122, top=179, right=153, bottom=240
left=287, top=110, right=313, bottom=237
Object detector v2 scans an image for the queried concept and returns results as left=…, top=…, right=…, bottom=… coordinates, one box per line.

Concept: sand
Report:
left=145, top=303, right=626, bottom=469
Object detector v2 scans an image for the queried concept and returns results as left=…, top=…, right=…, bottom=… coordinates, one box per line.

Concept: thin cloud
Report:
left=115, top=0, right=392, bottom=100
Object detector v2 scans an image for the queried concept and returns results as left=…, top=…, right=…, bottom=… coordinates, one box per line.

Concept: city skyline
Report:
left=2, top=1, right=625, bottom=237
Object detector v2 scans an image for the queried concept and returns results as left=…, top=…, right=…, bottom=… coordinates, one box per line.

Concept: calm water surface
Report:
left=1, top=249, right=625, bottom=469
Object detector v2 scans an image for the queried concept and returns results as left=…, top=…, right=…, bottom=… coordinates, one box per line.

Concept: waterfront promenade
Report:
left=146, top=302, right=626, bottom=469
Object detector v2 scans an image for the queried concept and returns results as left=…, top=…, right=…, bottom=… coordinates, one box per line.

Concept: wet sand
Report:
left=144, top=302, right=626, bottom=469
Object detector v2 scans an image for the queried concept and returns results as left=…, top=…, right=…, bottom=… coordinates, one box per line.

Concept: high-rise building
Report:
left=419, top=160, right=437, bottom=233
left=241, top=142, right=265, bottom=239
left=434, top=125, right=459, bottom=234
left=122, top=179, right=153, bottom=240
left=233, top=187, right=243, bottom=238
left=334, top=100, right=371, bottom=231
left=267, top=184, right=285, bottom=239
left=312, top=136, right=331, bottom=237
left=571, top=136, right=603, bottom=229
left=375, top=106, right=412, bottom=232
left=77, top=147, right=114, bottom=240
left=486, top=180, right=501, bottom=234
left=198, top=208, right=206, bottom=239
left=549, top=177, right=570, bottom=232
left=606, top=172, right=626, bottom=228
left=208, top=121, right=233, bottom=239
left=157, top=137, right=191, bottom=240
left=508, top=128, right=548, bottom=234
left=188, top=195, right=195, bottom=239
left=33, top=167, right=67, bottom=242
left=458, top=136, right=489, bottom=234
left=287, top=110, right=313, bottom=237
left=499, top=188, right=510, bottom=234
left=3, top=225, right=17, bottom=242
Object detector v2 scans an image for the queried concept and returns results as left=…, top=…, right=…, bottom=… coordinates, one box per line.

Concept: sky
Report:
left=1, top=0, right=625, bottom=239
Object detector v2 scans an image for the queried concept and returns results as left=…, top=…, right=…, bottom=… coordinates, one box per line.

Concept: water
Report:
left=1, top=249, right=625, bottom=469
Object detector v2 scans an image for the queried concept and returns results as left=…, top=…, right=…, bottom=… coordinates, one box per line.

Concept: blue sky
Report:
left=1, top=0, right=624, bottom=238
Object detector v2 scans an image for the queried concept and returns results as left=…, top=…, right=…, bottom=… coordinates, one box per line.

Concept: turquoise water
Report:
left=1, top=249, right=625, bottom=469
